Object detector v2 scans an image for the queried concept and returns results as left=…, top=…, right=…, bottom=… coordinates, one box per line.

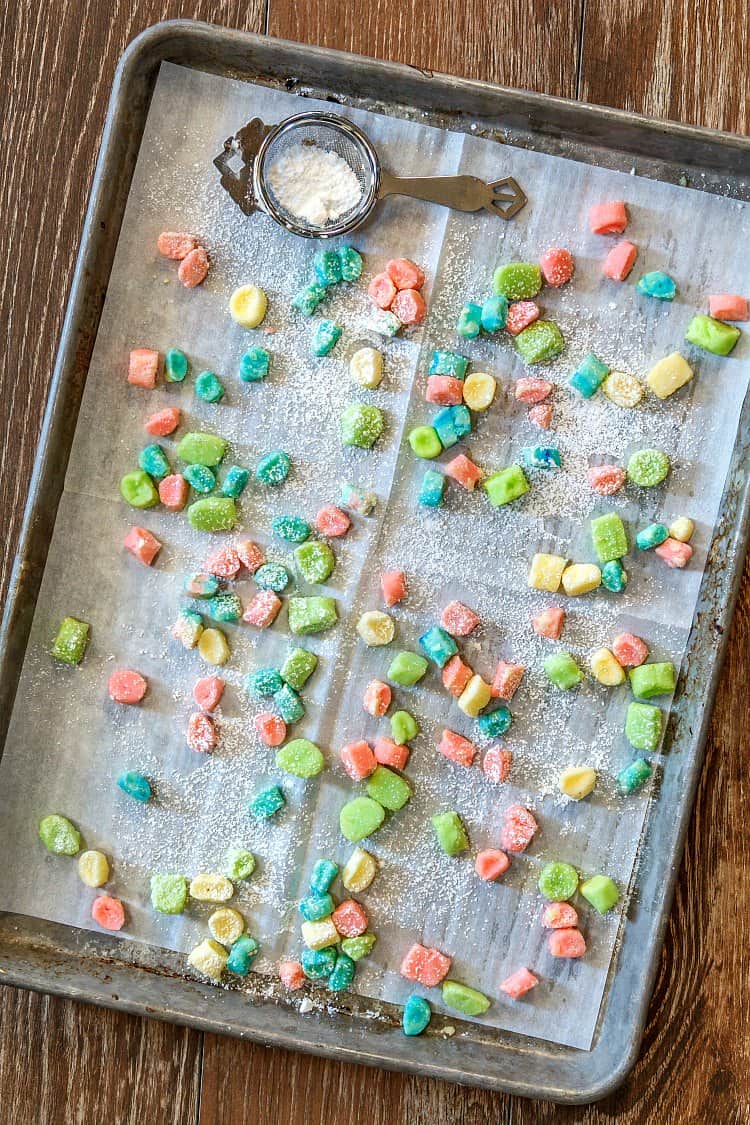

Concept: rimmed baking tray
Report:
left=0, top=20, right=748, bottom=1103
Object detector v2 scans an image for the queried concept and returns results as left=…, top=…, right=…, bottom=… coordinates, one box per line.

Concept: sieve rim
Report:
left=253, top=112, right=380, bottom=238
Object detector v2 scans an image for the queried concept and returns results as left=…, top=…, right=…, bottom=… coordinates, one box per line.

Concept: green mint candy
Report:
left=225, top=846, right=256, bottom=880
left=591, top=512, right=628, bottom=563
left=390, top=710, right=419, bottom=744
left=366, top=766, right=411, bottom=811
left=544, top=652, right=583, bottom=690
left=254, top=562, right=290, bottom=593
left=328, top=951, right=355, bottom=992
left=627, top=449, right=670, bottom=487
left=195, top=370, right=225, bottom=403
left=120, top=470, right=159, bottom=509
left=685, top=314, right=740, bottom=355
left=272, top=515, right=311, bottom=544
left=288, top=596, right=338, bottom=635
left=341, top=403, right=384, bottom=449
left=256, top=450, right=291, bottom=485
left=248, top=785, right=285, bottom=819
left=239, top=347, right=270, bottom=382
left=338, top=245, right=363, bottom=281
left=493, top=262, right=542, bottom=300
left=39, top=814, right=81, bottom=855
left=187, top=497, right=236, bottom=532
left=580, top=874, right=619, bottom=914
left=246, top=667, right=284, bottom=697
left=431, top=810, right=468, bottom=855
left=221, top=466, right=250, bottom=498
left=514, top=320, right=564, bottom=364
left=165, top=347, right=189, bottom=382
left=52, top=616, right=89, bottom=665
left=295, top=541, right=335, bottom=584
left=117, top=771, right=152, bottom=803
left=183, top=463, right=216, bottom=493
left=340, top=796, right=385, bottom=841
left=291, top=283, right=327, bottom=317
left=408, top=425, right=442, bottom=459
left=341, top=933, right=376, bottom=961
left=226, top=934, right=259, bottom=975
left=625, top=702, right=662, bottom=751
left=538, top=861, right=578, bottom=901
left=281, top=648, right=318, bottom=691
left=617, top=758, right=653, bottom=794
left=403, top=994, right=431, bottom=1036
left=273, top=683, right=305, bottom=723
left=313, top=249, right=343, bottom=286
left=177, top=432, right=227, bottom=467
left=276, top=738, right=325, bottom=778
left=311, top=320, right=342, bottom=356
left=138, top=443, right=170, bottom=480
left=441, top=979, right=490, bottom=1016
left=484, top=465, right=529, bottom=507
left=150, top=873, right=188, bottom=914
left=387, top=651, right=428, bottom=687
left=629, top=662, right=676, bottom=699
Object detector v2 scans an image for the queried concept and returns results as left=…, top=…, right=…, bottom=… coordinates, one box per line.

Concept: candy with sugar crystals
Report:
left=445, top=453, right=482, bottom=490
left=709, top=294, right=748, bottom=321
left=367, top=765, right=411, bottom=810
left=159, top=474, right=189, bottom=510
left=441, top=600, right=479, bottom=636
left=477, top=706, right=511, bottom=738
left=294, top=540, right=335, bottom=583
left=647, top=352, right=694, bottom=399
left=532, top=606, right=565, bottom=639
left=569, top=353, right=609, bottom=398
left=612, top=632, right=649, bottom=667
left=543, top=901, right=579, bottom=929
left=243, top=590, right=282, bottom=629
left=480, top=294, right=508, bottom=333
left=669, top=517, right=695, bottom=543
left=288, top=596, right=338, bottom=635
left=194, top=370, right=225, bottom=403
left=339, top=796, right=386, bottom=842
left=475, top=849, right=510, bottom=881
left=226, top=934, right=260, bottom=976
left=591, top=511, right=628, bottom=562
left=248, top=785, right=285, bottom=819
left=456, top=301, right=482, bottom=338
left=515, top=376, right=552, bottom=404
left=256, top=450, right=291, bottom=485
left=158, top=231, right=199, bottom=259
left=602, top=559, right=627, bottom=593
left=178, top=246, right=209, bottom=288
left=239, top=346, right=271, bottom=382
left=172, top=609, right=203, bottom=649
left=492, top=661, right=524, bottom=700
left=151, top=873, right=188, bottom=914
left=340, top=403, right=384, bottom=448
left=561, top=562, right=601, bottom=596
left=276, top=738, right=325, bottom=778
left=357, top=610, right=395, bottom=647
left=221, top=466, right=250, bottom=498
left=332, top=899, right=368, bottom=938
left=438, top=729, right=477, bottom=767
left=538, top=861, right=578, bottom=901
left=419, top=625, right=457, bottom=667
left=400, top=942, right=451, bottom=986
left=381, top=569, right=407, bottom=607
left=429, top=350, right=469, bottom=379
left=433, top=404, right=471, bottom=448
left=342, top=848, right=378, bottom=893
left=544, top=651, right=583, bottom=689
left=52, top=616, right=90, bottom=665
left=625, top=701, right=662, bottom=751
left=183, top=463, right=216, bottom=493
left=505, top=300, right=540, bottom=336
left=493, top=262, right=542, bottom=301
left=279, top=960, right=306, bottom=990
left=636, top=523, right=669, bottom=550
left=403, top=995, right=432, bottom=1037
left=431, top=811, right=469, bottom=855
left=177, top=432, right=227, bottom=466
left=374, top=736, right=409, bottom=770
left=523, top=445, right=560, bottom=470
left=340, top=741, right=377, bottom=781
left=548, top=928, right=586, bottom=958
left=165, top=347, right=189, bottom=382
left=92, top=895, right=125, bottom=931
left=281, top=647, right=318, bottom=691
left=209, top=907, right=245, bottom=946
left=617, top=757, right=654, bottom=794
left=528, top=553, right=567, bottom=592
left=350, top=346, right=384, bottom=389
left=273, top=683, right=305, bottom=723
left=39, top=814, right=81, bottom=855
left=426, top=374, right=463, bottom=405
left=145, top=406, right=181, bottom=436
left=590, top=648, right=625, bottom=686
left=419, top=470, right=445, bottom=507
left=540, top=246, right=574, bottom=287
left=515, top=320, right=564, bottom=364
left=121, top=470, right=159, bottom=509
left=627, top=448, right=670, bottom=487
left=230, top=284, right=267, bottom=327
left=655, top=537, right=693, bottom=568
left=197, top=627, right=230, bottom=666
left=188, top=497, right=237, bottom=532
left=629, top=661, right=676, bottom=699
left=315, top=505, right=351, bottom=537
left=442, top=654, right=473, bottom=697
left=501, top=805, right=537, bottom=852
left=108, top=669, right=148, bottom=704
left=128, top=348, right=160, bottom=388
left=602, top=370, right=644, bottom=407
left=587, top=465, right=626, bottom=496
left=312, top=320, right=343, bottom=357
left=187, top=712, right=218, bottom=754
left=78, top=850, right=110, bottom=888
left=529, top=402, right=553, bottom=428
left=124, top=526, right=162, bottom=566
left=254, top=713, right=286, bottom=747
left=484, top=465, right=529, bottom=507
left=462, top=371, right=496, bottom=411
left=457, top=674, right=492, bottom=717
left=482, top=745, right=512, bottom=783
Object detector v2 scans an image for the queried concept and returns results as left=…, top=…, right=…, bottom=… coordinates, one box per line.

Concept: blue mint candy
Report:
left=195, top=370, right=225, bottom=403
left=313, top=249, right=343, bottom=287
left=338, top=245, right=363, bottom=281
left=419, top=626, right=458, bottom=668
left=221, top=466, right=250, bottom=498
left=272, top=515, right=311, bottom=543
left=569, top=353, right=610, bottom=398
left=138, top=444, right=170, bottom=480
left=246, top=667, right=284, bottom=697
left=256, top=450, right=291, bottom=486
left=299, top=893, right=334, bottom=922
left=311, top=320, right=342, bottom=356
left=117, top=771, right=152, bottom=803
left=433, top=404, right=472, bottom=448
left=165, top=347, right=189, bottom=382
left=617, top=757, right=653, bottom=794
left=273, top=683, right=305, bottom=724
left=636, top=271, right=676, bottom=301
left=601, top=559, right=628, bottom=592
left=428, top=350, right=469, bottom=380
left=292, top=283, right=327, bottom=316
left=226, top=934, right=259, bottom=975
left=402, top=994, right=431, bottom=1036
left=419, top=470, right=445, bottom=508
left=478, top=706, right=512, bottom=738
left=239, top=347, right=270, bottom=382
left=254, top=562, right=291, bottom=592
left=302, top=946, right=337, bottom=979
left=480, top=294, right=508, bottom=333
left=310, top=859, right=339, bottom=894
left=183, top=463, right=216, bottom=493
left=456, top=302, right=482, bottom=339
left=636, top=523, right=669, bottom=550
left=205, top=593, right=243, bottom=623
left=328, top=952, right=355, bottom=992
left=248, top=785, right=285, bottom=819
left=522, top=446, right=561, bottom=470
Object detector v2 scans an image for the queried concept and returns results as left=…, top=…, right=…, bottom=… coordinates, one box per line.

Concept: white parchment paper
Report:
left=0, top=63, right=748, bottom=1052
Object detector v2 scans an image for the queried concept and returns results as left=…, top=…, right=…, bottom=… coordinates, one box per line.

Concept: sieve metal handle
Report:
left=378, top=170, right=526, bottom=219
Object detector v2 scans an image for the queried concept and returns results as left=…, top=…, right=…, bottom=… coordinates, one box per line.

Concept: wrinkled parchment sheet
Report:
left=0, top=63, right=748, bottom=1052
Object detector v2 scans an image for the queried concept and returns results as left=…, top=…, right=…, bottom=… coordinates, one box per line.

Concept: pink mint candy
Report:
left=532, top=607, right=565, bottom=640
left=373, top=736, right=409, bottom=770
left=506, top=300, right=540, bottom=336
left=279, top=960, right=305, bottom=990
left=589, top=200, right=627, bottom=234
left=444, top=453, right=482, bottom=490
left=315, top=505, right=351, bottom=538
left=603, top=240, right=637, bottom=281
left=515, top=376, right=552, bottom=404
left=193, top=676, right=225, bottom=712
left=204, top=545, right=241, bottom=579
left=708, top=293, right=748, bottom=321
left=587, top=464, right=626, bottom=495
left=501, top=805, right=537, bottom=853
left=548, top=928, right=586, bottom=958
left=539, top=247, right=574, bottom=287
left=440, top=600, right=479, bottom=636
left=363, top=680, right=391, bottom=717
left=500, top=967, right=538, bottom=998
left=187, top=712, right=217, bottom=753
left=492, top=661, right=524, bottom=700
left=483, top=746, right=512, bottom=783
left=340, top=741, right=377, bottom=780
left=399, top=943, right=451, bottom=987
left=655, top=537, right=693, bottom=569
left=381, top=569, right=407, bottom=607
left=612, top=632, right=649, bottom=667
left=237, top=540, right=266, bottom=574
left=123, top=526, right=161, bottom=566
left=243, top=590, right=282, bottom=628
left=528, top=403, right=553, bottom=429
left=475, top=849, right=510, bottom=881
left=438, top=729, right=477, bottom=767
left=426, top=375, right=464, bottom=405
left=543, top=902, right=579, bottom=929
left=159, top=474, right=188, bottom=511
left=442, top=655, right=473, bottom=697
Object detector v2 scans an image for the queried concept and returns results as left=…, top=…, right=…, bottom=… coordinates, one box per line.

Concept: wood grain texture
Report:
left=1, top=0, right=749, bottom=1122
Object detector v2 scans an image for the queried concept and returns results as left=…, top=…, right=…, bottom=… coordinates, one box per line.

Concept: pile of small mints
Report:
left=367, top=257, right=428, bottom=333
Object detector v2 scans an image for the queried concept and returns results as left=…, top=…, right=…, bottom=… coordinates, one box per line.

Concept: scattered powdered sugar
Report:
left=266, top=143, right=364, bottom=228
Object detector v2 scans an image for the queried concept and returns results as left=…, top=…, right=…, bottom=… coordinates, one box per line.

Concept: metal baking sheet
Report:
left=0, top=20, right=748, bottom=1102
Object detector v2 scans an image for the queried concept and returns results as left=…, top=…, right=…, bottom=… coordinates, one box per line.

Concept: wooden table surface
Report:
left=2, top=2, right=748, bottom=1121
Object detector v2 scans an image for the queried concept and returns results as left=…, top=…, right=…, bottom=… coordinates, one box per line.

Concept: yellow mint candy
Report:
left=559, top=765, right=597, bottom=800
left=342, top=847, right=378, bottom=893
left=188, top=938, right=229, bottom=981
left=189, top=873, right=234, bottom=902
left=458, top=674, right=492, bottom=717
left=198, top=627, right=230, bottom=666
left=208, top=907, right=245, bottom=946
left=229, top=284, right=268, bottom=328
left=356, top=610, right=395, bottom=647
left=646, top=352, right=694, bottom=400
left=78, top=850, right=110, bottom=888
left=301, top=918, right=339, bottom=950
left=561, top=563, right=601, bottom=596
left=669, top=516, right=695, bottom=543
left=528, top=552, right=567, bottom=592
left=350, top=346, right=384, bottom=389
left=462, top=371, right=496, bottom=411
left=602, top=370, right=643, bottom=407
left=590, top=647, right=625, bottom=686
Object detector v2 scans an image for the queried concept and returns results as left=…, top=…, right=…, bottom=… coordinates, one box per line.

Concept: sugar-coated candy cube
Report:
left=341, top=402, right=384, bottom=448
left=570, top=352, right=610, bottom=398
left=315, top=505, right=351, bottom=538
left=515, top=376, right=552, bottom=404
left=188, top=497, right=237, bottom=532
left=92, top=895, right=126, bottom=931
left=187, top=711, right=218, bottom=754
left=438, top=729, right=477, bottom=767
left=523, top=445, right=560, bottom=470
left=151, top=873, right=188, bottom=914
left=229, top=284, right=267, bottom=327
left=483, top=745, right=512, bottom=783
left=225, top=847, right=256, bottom=881
left=243, top=590, right=282, bottom=629
left=177, top=432, right=227, bottom=467
left=339, top=796, right=386, bottom=841
left=505, top=300, right=540, bottom=336
left=400, top=943, right=452, bottom=986
left=367, top=308, right=403, bottom=337
left=429, top=350, right=469, bottom=379
left=625, top=701, right=662, bottom=751
left=183, top=463, right=216, bottom=494
left=239, top=345, right=271, bottom=384
left=295, top=540, right=335, bottom=584
left=669, top=517, right=695, bottom=543
left=528, top=553, right=567, bottom=592
left=444, top=453, right=482, bottom=490
left=539, top=246, right=574, bottom=287
left=501, top=967, right=539, bottom=1000
left=158, top=231, right=199, bottom=259
left=603, top=240, right=637, bottom=280
left=601, top=559, right=627, bottom=591
left=249, top=785, right=285, bottom=819
left=301, top=947, right=337, bottom=979
left=281, top=647, right=318, bottom=691
left=178, top=245, right=209, bottom=288
left=647, top=351, right=694, bottom=399
left=533, top=606, right=565, bottom=639
left=209, top=907, right=245, bottom=946
left=279, top=961, right=306, bottom=990
left=558, top=765, right=597, bottom=799
left=475, top=849, right=510, bottom=881
left=185, top=572, right=220, bottom=598
left=617, top=757, right=654, bottom=794
left=159, top=474, right=189, bottom=510
left=222, top=465, right=252, bottom=499
left=369, top=272, right=397, bottom=309
left=463, top=371, right=496, bottom=412
left=273, top=683, right=305, bottom=723
left=655, top=538, right=693, bottom=568
left=543, top=902, right=579, bottom=929
left=544, top=651, right=583, bottom=689
left=587, top=464, right=626, bottom=495
left=480, top=294, right=508, bottom=333
left=612, top=633, right=649, bottom=667
left=197, top=627, right=230, bottom=666
left=381, top=569, right=407, bottom=607
left=288, top=596, right=338, bottom=635
left=589, top=201, right=627, bottom=234
left=357, top=610, right=395, bottom=646
left=636, top=523, right=669, bottom=550
left=388, top=651, right=428, bottom=686
left=374, top=736, right=409, bottom=770
left=456, top=301, right=482, bottom=338
left=477, top=706, right=512, bottom=739
left=164, top=347, right=189, bottom=382
left=236, top=540, right=265, bottom=574
left=426, top=374, right=464, bottom=405
left=332, top=899, right=368, bottom=938
left=312, top=319, right=343, bottom=357
left=276, top=738, right=325, bottom=779
left=39, top=814, right=81, bottom=855
left=403, top=995, right=432, bottom=1037
left=484, top=465, right=529, bottom=507
left=391, top=709, right=419, bottom=744
left=419, top=625, right=458, bottom=667
left=709, top=293, right=748, bottom=321
left=492, top=661, right=524, bottom=700
left=419, top=468, right=446, bottom=507
left=310, top=858, right=339, bottom=894
left=458, top=674, right=492, bottom=717
left=367, top=765, right=411, bottom=810
left=328, top=952, right=357, bottom=993
left=590, top=648, right=625, bottom=686
left=302, top=918, right=339, bottom=951
left=629, top=661, right=676, bottom=699
left=340, top=740, right=377, bottom=780
left=386, top=257, right=425, bottom=289
left=433, top=404, right=472, bottom=448
left=602, top=370, right=643, bottom=407
left=226, top=934, right=260, bottom=976
left=254, top=712, right=287, bottom=747
left=342, top=848, right=378, bottom=893
left=627, top=448, right=670, bottom=487
left=256, top=450, right=291, bottom=486
left=145, top=406, right=181, bottom=437
left=108, top=669, right=148, bottom=704
left=538, top=861, right=578, bottom=901
left=172, top=609, right=203, bottom=649
left=204, top=593, right=242, bottom=623
left=580, top=874, right=619, bottom=914
left=442, top=654, right=473, bottom=697
left=591, top=511, right=628, bottom=562
left=299, top=893, right=335, bottom=922
left=347, top=348, right=385, bottom=394
left=493, top=262, right=542, bottom=301
left=409, top=425, right=442, bottom=459
left=515, top=320, right=564, bottom=364
left=78, top=850, right=110, bottom=888
left=529, top=402, right=553, bottom=428
left=636, top=271, right=676, bottom=301
left=441, top=600, right=479, bottom=637
left=547, top=928, right=586, bottom=958
left=117, top=771, right=152, bottom=803
left=561, top=562, right=601, bottom=596
left=121, top=470, right=159, bottom=509
left=431, top=810, right=469, bottom=855
left=52, top=616, right=89, bottom=665
left=255, top=562, right=290, bottom=593
left=194, top=370, right=225, bottom=403
left=314, top=248, right=343, bottom=286
left=442, top=980, right=490, bottom=1016
left=128, top=348, right=160, bottom=388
